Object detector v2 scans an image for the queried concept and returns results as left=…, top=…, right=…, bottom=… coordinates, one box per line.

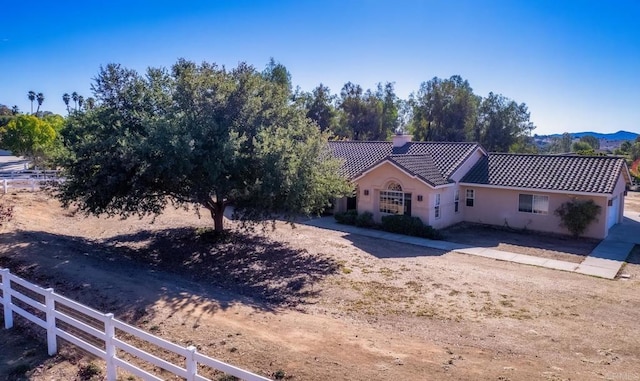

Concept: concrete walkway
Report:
left=574, top=211, right=640, bottom=278
left=303, top=214, right=640, bottom=279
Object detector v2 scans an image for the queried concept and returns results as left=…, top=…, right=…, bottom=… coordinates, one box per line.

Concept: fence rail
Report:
left=0, top=268, right=270, bottom=381
left=0, top=170, right=62, bottom=193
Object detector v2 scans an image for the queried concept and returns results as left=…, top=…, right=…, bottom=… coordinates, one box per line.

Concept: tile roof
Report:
left=327, top=141, right=392, bottom=179
left=387, top=155, right=450, bottom=186
left=393, top=142, right=479, bottom=178
left=327, top=141, right=480, bottom=186
left=460, top=153, right=628, bottom=194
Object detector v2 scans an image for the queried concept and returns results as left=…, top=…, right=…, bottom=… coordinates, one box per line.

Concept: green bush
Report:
left=355, top=211, right=375, bottom=227
left=554, top=199, right=601, bottom=237
left=380, top=215, right=441, bottom=239
left=334, top=210, right=358, bottom=225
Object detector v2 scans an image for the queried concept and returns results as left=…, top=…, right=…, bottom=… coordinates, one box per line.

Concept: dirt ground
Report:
left=1, top=191, right=639, bottom=381
left=441, top=223, right=600, bottom=264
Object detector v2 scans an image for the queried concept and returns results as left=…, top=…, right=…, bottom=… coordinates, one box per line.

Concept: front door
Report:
left=404, top=193, right=412, bottom=216
left=346, top=196, right=357, bottom=211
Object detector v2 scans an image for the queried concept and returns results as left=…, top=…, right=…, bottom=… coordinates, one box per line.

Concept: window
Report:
left=379, top=182, right=411, bottom=215
left=454, top=190, right=460, bottom=213
left=466, top=189, right=474, bottom=207
left=518, top=194, right=549, bottom=214
left=434, top=194, right=441, bottom=219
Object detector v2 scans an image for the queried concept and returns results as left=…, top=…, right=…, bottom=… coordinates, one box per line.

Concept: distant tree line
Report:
left=296, top=75, right=537, bottom=152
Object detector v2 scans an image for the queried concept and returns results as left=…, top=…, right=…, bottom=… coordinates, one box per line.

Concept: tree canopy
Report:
left=58, top=60, right=352, bottom=232
left=0, top=113, right=65, bottom=167
left=410, top=75, right=478, bottom=142
left=296, top=75, right=538, bottom=152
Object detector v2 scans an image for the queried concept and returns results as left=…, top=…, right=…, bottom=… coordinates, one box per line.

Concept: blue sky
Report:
left=1, top=0, right=638, bottom=135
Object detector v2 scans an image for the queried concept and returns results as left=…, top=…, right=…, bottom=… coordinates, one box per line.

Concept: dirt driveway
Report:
left=1, top=192, right=639, bottom=380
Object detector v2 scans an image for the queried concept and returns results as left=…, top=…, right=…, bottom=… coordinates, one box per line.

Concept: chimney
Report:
left=392, top=134, right=412, bottom=147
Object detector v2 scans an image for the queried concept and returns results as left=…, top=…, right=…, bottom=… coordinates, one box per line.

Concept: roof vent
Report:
left=392, top=134, right=412, bottom=148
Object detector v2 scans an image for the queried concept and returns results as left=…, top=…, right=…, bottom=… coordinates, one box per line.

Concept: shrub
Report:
left=380, top=215, right=441, bottom=239
left=355, top=211, right=375, bottom=227
left=334, top=210, right=358, bottom=225
left=77, top=363, right=102, bottom=381
left=554, top=199, right=601, bottom=237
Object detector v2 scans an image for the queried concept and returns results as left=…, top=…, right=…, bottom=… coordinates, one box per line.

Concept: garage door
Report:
left=607, top=196, right=620, bottom=230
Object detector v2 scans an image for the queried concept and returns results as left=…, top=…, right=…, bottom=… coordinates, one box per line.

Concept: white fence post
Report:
left=2, top=179, right=6, bottom=194
left=186, top=345, right=197, bottom=381
left=105, top=313, right=116, bottom=381
left=30, top=178, right=36, bottom=192
left=44, top=288, right=57, bottom=355
left=1, top=269, right=13, bottom=328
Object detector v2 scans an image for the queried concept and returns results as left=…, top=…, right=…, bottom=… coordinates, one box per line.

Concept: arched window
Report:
left=387, top=182, right=402, bottom=191
left=380, top=181, right=411, bottom=215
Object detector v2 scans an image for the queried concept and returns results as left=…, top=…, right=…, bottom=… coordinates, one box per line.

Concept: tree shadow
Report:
left=300, top=216, right=448, bottom=258
left=626, top=245, right=640, bottom=265
left=100, top=227, right=340, bottom=309
left=0, top=227, right=340, bottom=328
left=0, top=322, right=52, bottom=380
left=341, top=233, right=447, bottom=259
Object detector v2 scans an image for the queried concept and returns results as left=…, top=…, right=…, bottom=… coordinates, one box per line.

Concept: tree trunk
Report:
left=205, top=199, right=226, bottom=233
left=213, top=206, right=224, bottom=232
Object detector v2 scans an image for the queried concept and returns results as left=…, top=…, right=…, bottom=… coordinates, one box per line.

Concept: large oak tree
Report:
left=58, top=59, right=352, bottom=232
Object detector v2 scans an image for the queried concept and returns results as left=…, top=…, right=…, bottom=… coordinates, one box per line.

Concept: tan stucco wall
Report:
left=460, top=186, right=610, bottom=239
left=355, top=162, right=462, bottom=229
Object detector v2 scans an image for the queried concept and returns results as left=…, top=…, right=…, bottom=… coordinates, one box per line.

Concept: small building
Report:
left=329, top=135, right=631, bottom=239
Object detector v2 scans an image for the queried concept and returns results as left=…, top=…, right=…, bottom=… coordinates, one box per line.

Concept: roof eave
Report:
left=458, top=182, right=616, bottom=197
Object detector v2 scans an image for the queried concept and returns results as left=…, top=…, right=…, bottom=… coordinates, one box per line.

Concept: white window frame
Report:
left=434, top=194, right=441, bottom=219
left=518, top=194, right=549, bottom=215
left=380, top=190, right=405, bottom=214
left=380, top=182, right=405, bottom=215
left=454, top=190, right=460, bottom=213
left=466, top=189, right=475, bottom=207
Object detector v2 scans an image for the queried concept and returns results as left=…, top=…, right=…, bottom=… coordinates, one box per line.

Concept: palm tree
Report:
left=62, top=93, right=71, bottom=113
left=78, top=95, right=84, bottom=110
left=71, top=92, right=79, bottom=110
left=28, top=91, right=36, bottom=114
left=85, top=97, right=96, bottom=110
left=36, top=93, right=45, bottom=114
left=11, top=105, right=19, bottom=115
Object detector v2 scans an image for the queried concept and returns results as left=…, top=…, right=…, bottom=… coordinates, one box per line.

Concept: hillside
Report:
left=543, top=130, right=638, bottom=141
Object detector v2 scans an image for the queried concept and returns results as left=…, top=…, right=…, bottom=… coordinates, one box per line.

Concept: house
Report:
left=329, top=135, right=631, bottom=239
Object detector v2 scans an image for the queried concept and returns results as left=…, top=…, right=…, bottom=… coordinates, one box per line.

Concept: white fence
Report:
left=0, top=170, right=61, bottom=193
left=0, top=268, right=270, bottom=381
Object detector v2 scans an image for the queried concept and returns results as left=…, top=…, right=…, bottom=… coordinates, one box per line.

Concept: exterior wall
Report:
left=460, top=186, right=610, bottom=239
left=449, top=148, right=485, bottom=182
left=611, top=173, right=627, bottom=224
left=354, top=162, right=457, bottom=229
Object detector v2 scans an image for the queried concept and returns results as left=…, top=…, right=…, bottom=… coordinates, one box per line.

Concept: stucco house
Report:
left=329, top=135, right=631, bottom=239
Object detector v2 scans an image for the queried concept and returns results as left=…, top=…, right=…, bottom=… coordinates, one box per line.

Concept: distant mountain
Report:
left=543, top=130, right=638, bottom=141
